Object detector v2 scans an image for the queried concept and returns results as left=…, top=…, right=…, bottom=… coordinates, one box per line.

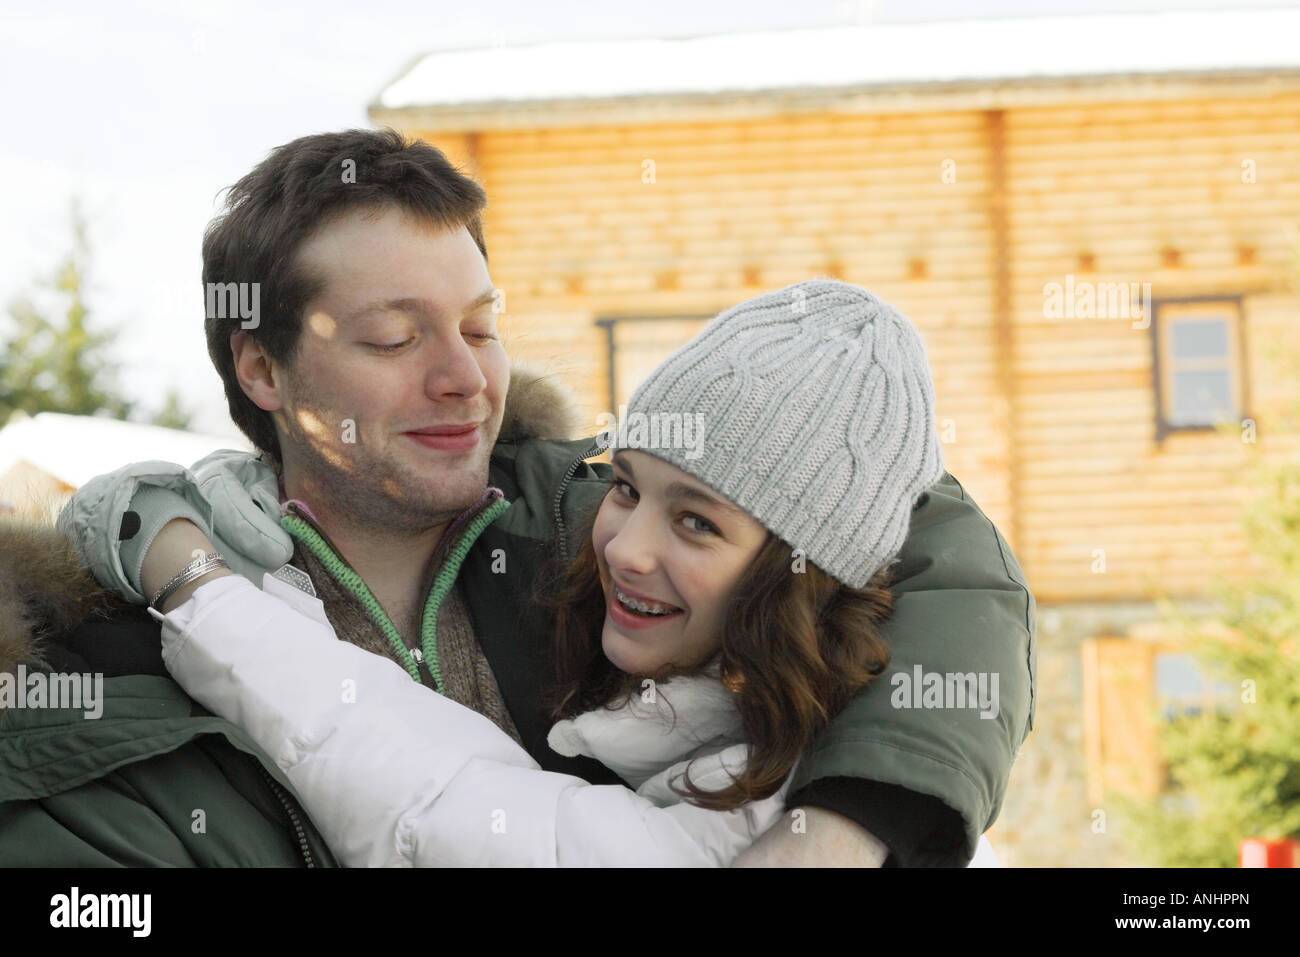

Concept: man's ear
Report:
left=230, top=330, right=284, bottom=412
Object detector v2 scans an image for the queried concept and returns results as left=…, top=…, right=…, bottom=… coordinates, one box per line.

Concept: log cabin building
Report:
left=368, top=9, right=1300, bottom=863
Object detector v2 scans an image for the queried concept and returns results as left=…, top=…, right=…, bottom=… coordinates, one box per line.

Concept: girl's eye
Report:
left=682, top=514, right=719, bottom=536
left=466, top=332, right=499, bottom=343
left=611, top=479, right=638, bottom=502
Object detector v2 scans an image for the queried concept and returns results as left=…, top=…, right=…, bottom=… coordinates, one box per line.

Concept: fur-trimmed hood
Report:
left=0, top=363, right=583, bottom=675
left=0, top=522, right=116, bottom=676
left=496, top=363, right=583, bottom=444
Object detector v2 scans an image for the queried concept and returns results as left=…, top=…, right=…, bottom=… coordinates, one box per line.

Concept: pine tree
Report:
left=1121, top=360, right=1300, bottom=866
left=151, top=388, right=194, bottom=431
left=0, top=200, right=132, bottom=422
left=0, top=200, right=192, bottom=429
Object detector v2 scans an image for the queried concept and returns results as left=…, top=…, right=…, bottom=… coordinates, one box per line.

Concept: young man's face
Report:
left=268, top=206, right=508, bottom=532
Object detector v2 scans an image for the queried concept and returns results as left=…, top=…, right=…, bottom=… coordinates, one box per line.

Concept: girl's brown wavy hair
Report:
left=536, top=493, right=896, bottom=811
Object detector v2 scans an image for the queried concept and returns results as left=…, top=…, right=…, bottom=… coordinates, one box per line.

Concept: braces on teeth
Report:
left=614, top=586, right=679, bottom=615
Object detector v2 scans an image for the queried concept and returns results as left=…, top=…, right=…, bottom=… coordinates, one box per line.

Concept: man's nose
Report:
left=423, top=332, right=487, bottom=400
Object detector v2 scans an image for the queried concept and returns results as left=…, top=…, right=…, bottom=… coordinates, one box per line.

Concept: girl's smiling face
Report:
left=592, top=450, right=769, bottom=679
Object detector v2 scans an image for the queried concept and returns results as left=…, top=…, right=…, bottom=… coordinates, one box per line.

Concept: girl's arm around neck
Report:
left=157, top=575, right=783, bottom=867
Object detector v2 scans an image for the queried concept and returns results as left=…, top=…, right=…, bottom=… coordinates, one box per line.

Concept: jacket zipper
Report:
left=257, top=763, right=317, bottom=868
left=281, top=498, right=506, bottom=693
left=551, top=437, right=610, bottom=561
left=281, top=502, right=431, bottom=687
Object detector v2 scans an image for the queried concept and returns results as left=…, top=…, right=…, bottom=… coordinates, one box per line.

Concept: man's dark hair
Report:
left=201, top=128, right=488, bottom=463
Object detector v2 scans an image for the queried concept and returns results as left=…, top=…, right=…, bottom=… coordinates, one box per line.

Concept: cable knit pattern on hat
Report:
left=621, top=280, right=944, bottom=588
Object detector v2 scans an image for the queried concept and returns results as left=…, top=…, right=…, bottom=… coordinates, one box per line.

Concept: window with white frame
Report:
left=1153, top=299, right=1247, bottom=438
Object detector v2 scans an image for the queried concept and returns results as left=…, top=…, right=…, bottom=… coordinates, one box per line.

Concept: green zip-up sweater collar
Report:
left=278, top=489, right=511, bottom=693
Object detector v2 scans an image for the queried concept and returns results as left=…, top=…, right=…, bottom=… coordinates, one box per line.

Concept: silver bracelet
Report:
left=149, top=553, right=229, bottom=611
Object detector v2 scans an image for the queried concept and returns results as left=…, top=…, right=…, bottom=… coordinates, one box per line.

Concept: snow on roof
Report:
left=0, top=413, right=251, bottom=490
left=376, top=9, right=1300, bottom=111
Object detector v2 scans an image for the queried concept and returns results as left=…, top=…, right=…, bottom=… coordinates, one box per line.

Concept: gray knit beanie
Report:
left=614, top=279, right=944, bottom=589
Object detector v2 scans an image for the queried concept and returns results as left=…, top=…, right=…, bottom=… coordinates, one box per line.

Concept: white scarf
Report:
left=546, top=660, right=768, bottom=807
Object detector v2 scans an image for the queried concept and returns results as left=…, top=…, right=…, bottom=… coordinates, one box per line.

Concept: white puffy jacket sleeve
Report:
left=156, top=575, right=785, bottom=867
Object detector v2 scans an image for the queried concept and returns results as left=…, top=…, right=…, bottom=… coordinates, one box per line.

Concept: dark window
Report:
left=1153, top=299, right=1247, bottom=439
left=595, top=315, right=713, bottom=413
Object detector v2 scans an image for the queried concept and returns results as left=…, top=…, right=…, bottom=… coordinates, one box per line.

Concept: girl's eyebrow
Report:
left=611, top=452, right=742, bottom=518
left=663, top=482, right=745, bottom=518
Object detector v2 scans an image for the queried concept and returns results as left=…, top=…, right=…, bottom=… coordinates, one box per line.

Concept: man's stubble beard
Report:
left=277, top=380, right=497, bottom=537
left=298, top=434, right=491, bottom=536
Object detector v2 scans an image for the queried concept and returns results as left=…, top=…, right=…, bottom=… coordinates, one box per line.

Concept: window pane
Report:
left=1170, top=317, right=1228, bottom=360
left=1170, top=369, right=1233, bottom=424
left=613, top=318, right=711, bottom=408
left=1155, top=652, right=1235, bottom=719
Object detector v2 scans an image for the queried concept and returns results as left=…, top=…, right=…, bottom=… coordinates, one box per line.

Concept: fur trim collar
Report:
left=0, top=520, right=115, bottom=675
left=499, top=363, right=583, bottom=443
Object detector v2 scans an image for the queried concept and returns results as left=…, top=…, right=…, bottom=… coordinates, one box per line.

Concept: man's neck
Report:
left=285, top=484, right=449, bottom=643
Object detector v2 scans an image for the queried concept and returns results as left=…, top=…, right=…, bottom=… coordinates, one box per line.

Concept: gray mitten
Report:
left=116, top=484, right=215, bottom=597
left=57, top=450, right=296, bottom=604
left=190, top=449, right=294, bottom=585
left=57, top=461, right=217, bottom=603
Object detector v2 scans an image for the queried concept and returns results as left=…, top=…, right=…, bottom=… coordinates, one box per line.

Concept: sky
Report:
left=1, top=0, right=1294, bottom=437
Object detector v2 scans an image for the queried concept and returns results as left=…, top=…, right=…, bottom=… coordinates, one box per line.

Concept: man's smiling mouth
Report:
left=402, top=424, right=480, bottom=451
left=405, top=423, right=479, bottom=435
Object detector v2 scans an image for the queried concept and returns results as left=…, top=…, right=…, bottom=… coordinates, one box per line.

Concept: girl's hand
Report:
left=141, top=519, right=233, bottom=613
left=56, top=452, right=292, bottom=606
